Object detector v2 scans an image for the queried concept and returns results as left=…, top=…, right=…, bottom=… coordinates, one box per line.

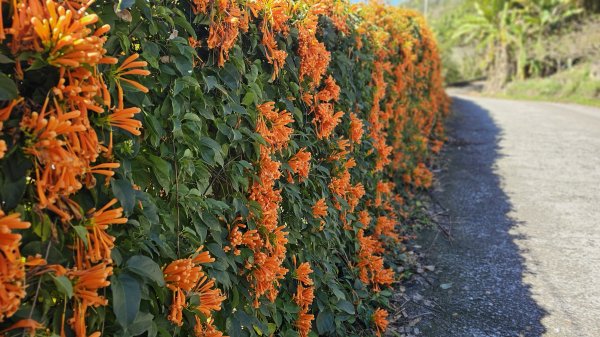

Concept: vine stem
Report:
left=23, top=240, right=52, bottom=337
left=173, top=138, right=181, bottom=256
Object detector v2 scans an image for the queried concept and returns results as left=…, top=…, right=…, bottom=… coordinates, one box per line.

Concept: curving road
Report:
left=417, top=93, right=600, bottom=336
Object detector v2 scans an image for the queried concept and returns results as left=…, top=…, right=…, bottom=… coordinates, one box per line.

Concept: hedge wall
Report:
left=0, top=0, right=449, bottom=336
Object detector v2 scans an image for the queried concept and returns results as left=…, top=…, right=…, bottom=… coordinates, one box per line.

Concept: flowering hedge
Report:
left=0, top=0, right=448, bottom=336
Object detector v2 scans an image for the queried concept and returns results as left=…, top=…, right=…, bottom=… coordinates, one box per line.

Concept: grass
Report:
left=498, top=63, right=600, bottom=108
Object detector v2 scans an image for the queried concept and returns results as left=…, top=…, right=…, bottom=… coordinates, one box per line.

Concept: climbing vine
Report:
left=0, top=0, right=448, bottom=336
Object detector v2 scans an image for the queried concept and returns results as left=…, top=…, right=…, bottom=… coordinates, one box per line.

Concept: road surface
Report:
left=417, top=94, right=600, bottom=336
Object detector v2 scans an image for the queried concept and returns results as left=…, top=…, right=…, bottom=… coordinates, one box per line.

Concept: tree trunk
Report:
left=486, top=43, right=510, bottom=92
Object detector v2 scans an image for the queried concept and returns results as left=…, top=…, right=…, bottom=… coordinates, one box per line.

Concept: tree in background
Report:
left=580, top=0, right=600, bottom=12
left=452, top=0, right=582, bottom=89
left=452, top=0, right=516, bottom=90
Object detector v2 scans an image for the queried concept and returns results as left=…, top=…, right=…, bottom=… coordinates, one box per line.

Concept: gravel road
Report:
left=416, top=94, right=600, bottom=337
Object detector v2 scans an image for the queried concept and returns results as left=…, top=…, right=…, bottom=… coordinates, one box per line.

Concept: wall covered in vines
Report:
left=0, top=0, right=449, bottom=336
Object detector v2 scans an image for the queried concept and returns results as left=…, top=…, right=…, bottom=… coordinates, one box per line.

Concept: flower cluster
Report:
left=242, top=102, right=294, bottom=307
left=194, top=0, right=249, bottom=66
left=372, top=308, right=389, bottom=337
left=0, top=212, right=30, bottom=320
left=163, top=248, right=226, bottom=335
left=0, top=0, right=147, bottom=335
left=293, top=261, right=315, bottom=337
left=68, top=262, right=113, bottom=337
left=357, top=229, right=394, bottom=291
left=248, top=0, right=291, bottom=79
left=0, top=0, right=449, bottom=336
left=2, top=0, right=148, bottom=219
left=288, top=147, right=311, bottom=182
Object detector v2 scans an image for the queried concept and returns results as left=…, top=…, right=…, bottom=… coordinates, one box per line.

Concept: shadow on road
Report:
left=416, top=96, right=547, bottom=336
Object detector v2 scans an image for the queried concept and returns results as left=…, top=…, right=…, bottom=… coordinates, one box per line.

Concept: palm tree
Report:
left=453, top=0, right=516, bottom=90
left=453, top=0, right=582, bottom=88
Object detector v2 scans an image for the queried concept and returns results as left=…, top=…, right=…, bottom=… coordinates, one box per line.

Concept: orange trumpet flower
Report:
left=0, top=211, right=30, bottom=320
left=311, top=198, right=327, bottom=219
left=107, top=107, right=142, bottom=135
left=288, top=148, right=311, bottom=181
left=372, top=308, right=389, bottom=337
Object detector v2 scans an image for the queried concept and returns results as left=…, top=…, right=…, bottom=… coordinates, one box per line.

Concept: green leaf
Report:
left=337, top=300, right=355, bottom=314
left=128, top=311, right=154, bottom=336
left=173, top=76, right=200, bottom=96
left=112, top=179, right=136, bottom=216
left=111, top=272, right=142, bottom=329
left=0, top=73, right=18, bottom=100
left=316, top=310, right=334, bottom=334
left=51, top=275, right=73, bottom=299
left=199, top=137, right=224, bottom=166
left=117, top=0, right=135, bottom=10
left=0, top=176, right=26, bottom=210
left=32, top=213, right=52, bottom=241
left=147, top=155, right=172, bottom=193
left=173, top=54, right=193, bottom=76
left=219, top=63, right=241, bottom=90
left=0, top=54, right=14, bottom=64
left=126, top=255, right=165, bottom=286
left=329, top=282, right=346, bottom=300
left=142, top=42, right=160, bottom=69
left=204, top=75, right=219, bottom=91
left=72, top=226, right=89, bottom=248
left=242, top=91, right=254, bottom=106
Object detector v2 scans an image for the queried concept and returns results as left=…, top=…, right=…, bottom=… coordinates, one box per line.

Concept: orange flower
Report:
left=0, top=98, right=23, bottom=122
left=69, top=262, right=112, bottom=307
left=311, top=198, right=327, bottom=218
left=114, top=53, right=151, bottom=108
left=412, top=163, right=433, bottom=188
left=163, top=248, right=223, bottom=327
left=328, top=138, right=350, bottom=162
left=76, top=198, right=128, bottom=265
left=293, top=261, right=314, bottom=337
left=431, top=139, right=443, bottom=154
left=0, top=140, right=6, bottom=158
left=0, top=319, right=44, bottom=335
left=295, top=311, right=315, bottom=337
left=194, top=276, right=226, bottom=316
left=295, top=262, right=313, bottom=286
left=168, top=287, right=186, bottom=326
left=0, top=211, right=30, bottom=320
left=358, top=210, right=371, bottom=227
left=313, top=103, right=344, bottom=140
left=347, top=182, right=365, bottom=212
left=261, top=29, right=288, bottom=80
left=248, top=0, right=290, bottom=79
left=374, top=216, right=398, bottom=242
left=356, top=229, right=394, bottom=291
left=108, top=107, right=142, bottom=135
left=375, top=181, right=393, bottom=207
left=241, top=101, right=294, bottom=308
left=372, top=308, right=389, bottom=337
left=329, top=169, right=350, bottom=206
left=194, top=317, right=227, bottom=337
left=349, top=112, right=364, bottom=144
left=293, top=284, right=314, bottom=311
left=20, top=97, right=114, bottom=209
left=205, top=0, right=245, bottom=66
left=164, top=258, right=203, bottom=293
left=315, top=76, right=340, bottom=102
left=297, top=16, right=331, bottom=87
left=256, top=102, right=294, bottom=151
left=68, top=262, right=113, bottom=337
left=28, top=0, right=115, bottom=68
left=288, top=148, right=311, bottom=181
